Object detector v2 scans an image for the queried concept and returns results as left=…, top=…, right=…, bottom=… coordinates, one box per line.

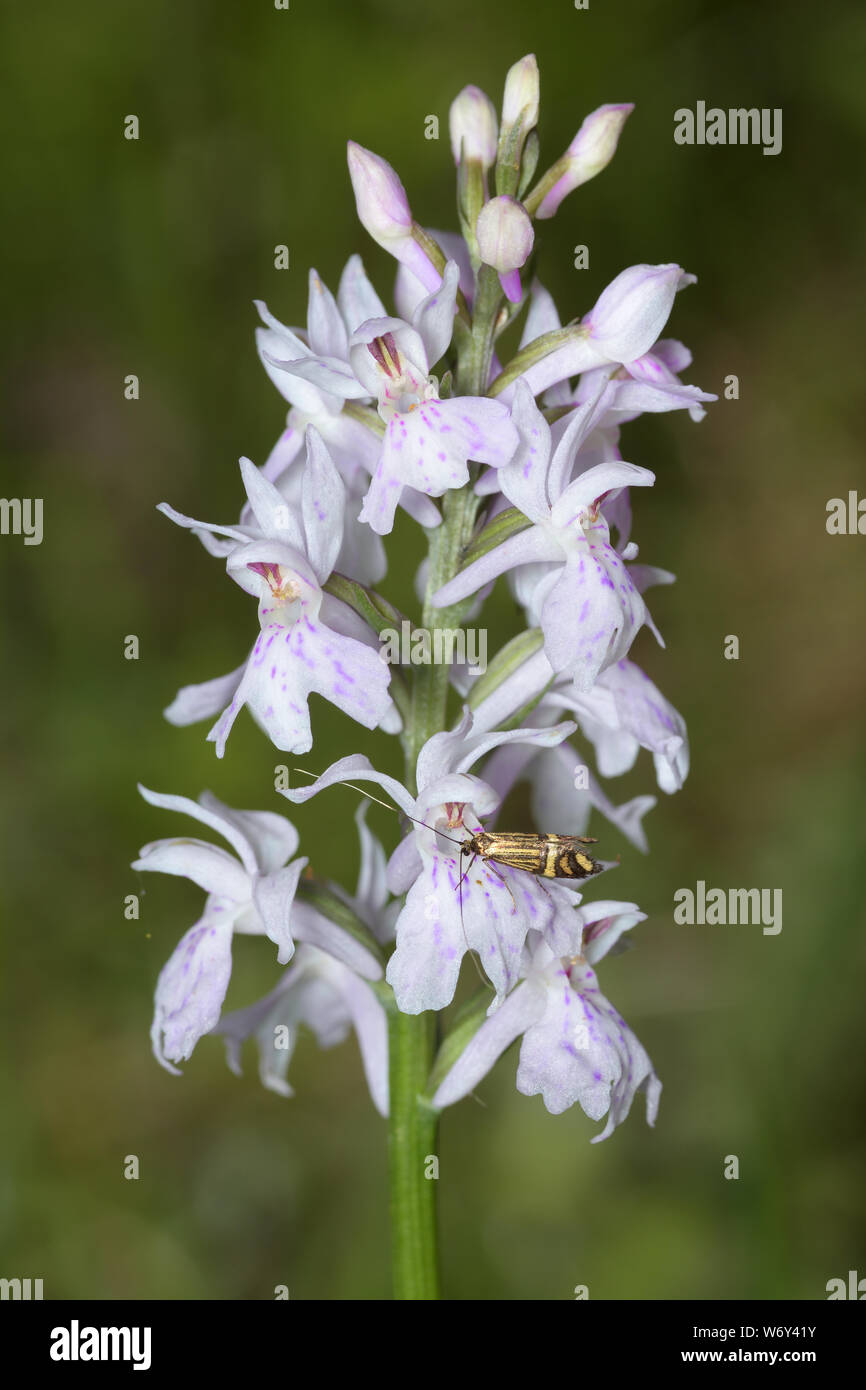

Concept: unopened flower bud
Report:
left=496, top=54, right=540, bottom=198
left=535, top=104, right=634, bottom=219
left=449, top=85, right=498, bottom=169
left=347, top=140, right=441, bottom=291
left=347, top=140, right=412, bottom=242
left=501, top=54, right=539, bottom=139
left=476, top=195, right=534, bottom=302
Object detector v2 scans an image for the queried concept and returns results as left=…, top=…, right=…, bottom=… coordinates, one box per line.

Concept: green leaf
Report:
left=497, top=678, right=555, bottom=732
left=324, top=573, right=404, bottom=634
left=369, top=978, right=398, bottom=1014
left=495, top=120, right=525, bottom=198
left=488, top=324, right=587, bottom=397
left=468, top=627, right=544, bottom=710
left=412, top=225, right=471, bottom=327
left=517, top=129, right=540, bottom=198
left=522, top=153, right=570, bottom=217
left=342, top=400, right=386, bottom=437
left=458, top=505, right=532, bottom=572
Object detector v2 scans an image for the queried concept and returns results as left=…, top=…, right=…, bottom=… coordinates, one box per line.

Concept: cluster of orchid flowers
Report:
left=134, top=56, right=712, bottom=1141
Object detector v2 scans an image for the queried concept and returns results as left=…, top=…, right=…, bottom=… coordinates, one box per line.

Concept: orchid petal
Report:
left=260, top=427, right=305, bottom=485
left=545, top=382, right=619, bottom=504
left=432, top=525, right=561, bottom=607
left=278, top=753, right=415, bottom=818
left=354, top=803, right=389, bottom=921
left=386, top=849, right=552, bottom=1012
left=239, top=456, right=304, bottom=548
left=254, top=302, right=327, bottom=416
left=208, top=618, right=393, bottom=757
left=394, top=229, right=474, bottom=321
left=585, top=263, right=696, bottom=364
left=197, top=792, right=299, bottom=874
left=252, top=859, right=307, bottom=964
left=151, top=915, right=234, bottom=1073
left=412, top=259, right=460, bottom=368
left=263, top=351, right=369, bottom=402
left=301, top=428, right=345, bottom=584
left=652, top=338, right=692, bottom=373
left=136, top=784, right=260, bottom=876
left=452, top=718, right=577, bottom=779
left=290, top=901, right=383, bottom=981
left=338, top=969, right=390, bottom=1116
left=550, top=460, right=654, bottom=528
left=157, top=501, right=251, bottom=548
left=337, top=253, right=387, bottom=328
left=359, top=396, right=517, bottom=536
left=499, top=335, right=609, bottom=403
left=580, top=901, right=646, bottom=965
left=211, top=971, right=295, bottom=1091
left=432, top=979, right=546, bottom=1107
left=164, top=665, right=245, bottom=728
left=307, top=268, right=348, bottom=360
left=519, top=278, right=562, bottom=348
left=539, top=546, right=646, bottom=690
left=495, top=380, right=552, bottom=523
left=386, top=832, right=424, bottom=896
left=132, top=838, right=251, bottom=902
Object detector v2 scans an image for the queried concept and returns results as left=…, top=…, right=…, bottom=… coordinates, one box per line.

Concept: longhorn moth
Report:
left=292, top=768, right=604, bottom=916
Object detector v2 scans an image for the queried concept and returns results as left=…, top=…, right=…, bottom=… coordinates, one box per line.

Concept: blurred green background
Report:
left=2, top=0, right=865, bottom=1300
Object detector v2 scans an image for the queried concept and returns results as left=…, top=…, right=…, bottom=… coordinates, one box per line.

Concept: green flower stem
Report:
left=406, top=485, right=480, bottom=777
left=387, top=268, right=505, bottom=1300
left=387, top=1006, right=440, bottom=1299
left=388, top=484, right=475, bottom=1302
left=460, top=264, right=503, bottom=397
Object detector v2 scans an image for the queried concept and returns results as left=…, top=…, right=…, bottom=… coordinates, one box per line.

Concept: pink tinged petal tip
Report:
left=536, top=104, right=634, bottom=219
left=586, top=263, right=696, bottom=365
left=449, top=84, right=498, bottom=169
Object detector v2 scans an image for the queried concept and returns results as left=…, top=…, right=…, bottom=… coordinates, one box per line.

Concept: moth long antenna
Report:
left=291, top=767, right=464, bottom=847
left=294, top=767, right=490, bottom=991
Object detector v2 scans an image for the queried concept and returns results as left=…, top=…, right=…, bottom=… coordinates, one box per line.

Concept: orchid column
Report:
left=134, top=53, right=712, bottom=1301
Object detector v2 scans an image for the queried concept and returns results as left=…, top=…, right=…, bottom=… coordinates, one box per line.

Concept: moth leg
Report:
left=456, top=850, right=478, bottom=894
left=485, top=858, right=518, bottom=915
left=535, top=877, right=555, bottom=908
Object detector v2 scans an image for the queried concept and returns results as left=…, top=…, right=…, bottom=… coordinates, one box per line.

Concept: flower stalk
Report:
left=391, top=261, right=510, bottom=1295
left=133, top=51, right=712, bottom=1303
left=387, top=1006, right=440, bottom=1300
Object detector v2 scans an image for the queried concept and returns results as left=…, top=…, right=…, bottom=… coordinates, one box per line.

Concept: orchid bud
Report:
left=535, top=104, right=634, bottom=219
left=449, top=85, right=498, bottom=169
left=476, top=195, right=534, bottom=302
left=501, top=54, right=539, bottom=139
left=346, top=141, right=441, bottom=292
left=347, top=141, right=413, bottom=241
left=496, top=54, right=540, bottom=197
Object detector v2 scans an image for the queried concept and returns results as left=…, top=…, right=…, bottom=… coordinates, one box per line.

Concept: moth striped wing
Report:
left=470, top=832, right=602, bottom=879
